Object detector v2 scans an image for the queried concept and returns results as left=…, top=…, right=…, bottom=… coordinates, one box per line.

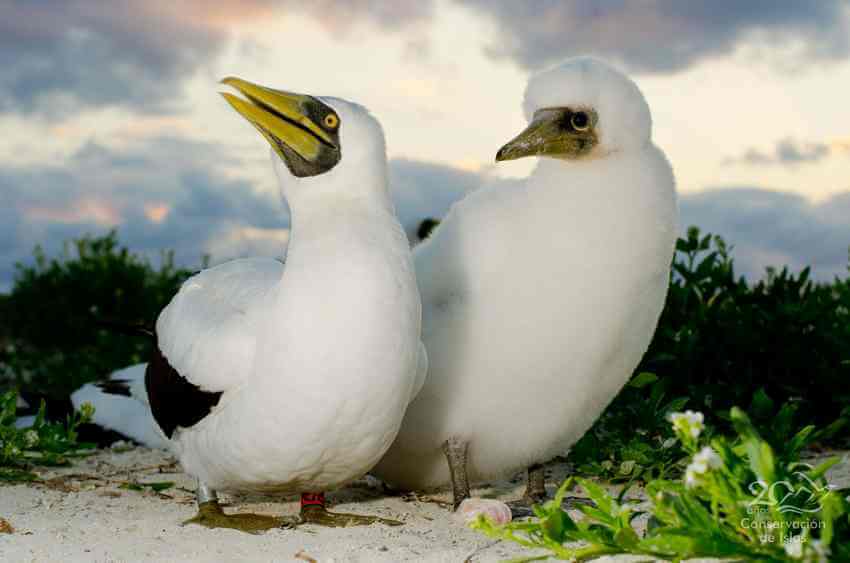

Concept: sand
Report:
left=1, top=446, right=847, bottom=562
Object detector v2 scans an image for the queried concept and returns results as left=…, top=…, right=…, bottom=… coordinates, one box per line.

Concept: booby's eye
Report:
left=323, top=114, right=339, bottom=129
left=571, top=112, right=590, bottom=131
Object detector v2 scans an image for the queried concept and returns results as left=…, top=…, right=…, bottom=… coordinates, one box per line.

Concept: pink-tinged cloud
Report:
left=26, top=198, right=122, bottom=226
left=144, top=203, right=171, bottom=224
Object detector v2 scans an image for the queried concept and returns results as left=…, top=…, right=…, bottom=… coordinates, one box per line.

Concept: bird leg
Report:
left=183, top=481, right=299, bottom=534
left=525, top=463, right=548, bottom=503
left=298, top=492, right=403, bottom=527
left=507, top=464, right=594, bottom=518
left=506, top=463, right=549, bottom=517
left=442, top=437, right=471, bottom=510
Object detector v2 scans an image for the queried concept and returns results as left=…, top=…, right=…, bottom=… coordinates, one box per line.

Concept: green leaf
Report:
left=541, top=508, right=575, bottom=543
left=613, top=525, right=640, bottom=549
left=638, top=529, right=745, bottom=559
left=575, top=478, right=615, bottom=516
left=748, top=388, right=774, bottom=420
left=637, top=531, right=701, bottom=557
left=119, top=481, right=175, bottom=493
left=0, top=468, right=39, bottom=482
left=629, top=372, right=658, bottom=389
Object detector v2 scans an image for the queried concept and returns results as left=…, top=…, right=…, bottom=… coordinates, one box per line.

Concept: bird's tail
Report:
left=90, top=316, right=155, bottom=339
left=70, top=364, right=170, bottom=449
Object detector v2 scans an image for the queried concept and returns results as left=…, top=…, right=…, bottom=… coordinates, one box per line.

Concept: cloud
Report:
left=725, top=138, right=833, bottom=167
left=0, top=1, right=227, bottom=114
left=680, top=188, right=850, bottom=280
left=456, top=0, right=850, bottom=73
left=3, top=145, right=848, bottom=292
left=0, top=135, right=287, bottom=292
left=0, top=1, right=431, bottom=116
left=289, top=1, right=433, bottom=34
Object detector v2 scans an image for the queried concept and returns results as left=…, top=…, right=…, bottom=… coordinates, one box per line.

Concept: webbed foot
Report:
left=506, top=494, right=548, bottom=518
left=298, top=492, right=402, bottom=528
left=183, top=501, right=299, bottom=534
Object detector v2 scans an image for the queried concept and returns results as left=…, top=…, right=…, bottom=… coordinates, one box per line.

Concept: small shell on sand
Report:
left=454, top=498, right=513, bottom=525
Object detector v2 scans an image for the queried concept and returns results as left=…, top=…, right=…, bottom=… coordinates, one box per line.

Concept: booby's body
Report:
left=162, top=211, right=419, bottom=492
left=372, top=58, right=677, bottom=492
left=74, top=86, right=424, bottom=516
left=154, top=94, right=422, bottom=494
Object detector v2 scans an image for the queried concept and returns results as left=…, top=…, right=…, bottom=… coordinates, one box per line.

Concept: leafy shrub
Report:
left=0, top=389, right=95, bottom=481
left=475, top=408, right=850, bottom=562
left=0, top=232, right=201, bottom=399
left=567, top=372, right=690, bottom=483
left=645, top=227, right=850, bottom=430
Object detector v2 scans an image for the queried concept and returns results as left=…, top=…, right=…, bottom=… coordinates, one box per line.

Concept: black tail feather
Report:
left=90, top=316, right=155, bottom=339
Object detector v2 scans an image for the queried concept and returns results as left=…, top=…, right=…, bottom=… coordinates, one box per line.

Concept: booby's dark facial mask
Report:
left=495, top=107, right=598, bottom=162
left=220, top=77, right=342, bottom=177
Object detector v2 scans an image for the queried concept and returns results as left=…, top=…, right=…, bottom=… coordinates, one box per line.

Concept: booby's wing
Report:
left=413, top=180, right=519, bottom=334
left=147, top=257, right=283, bottom=436
left=410, top=341, right=428, bottom=403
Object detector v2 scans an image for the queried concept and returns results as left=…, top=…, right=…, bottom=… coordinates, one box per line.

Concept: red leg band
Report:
left=300, top=492, right=326, bottom=509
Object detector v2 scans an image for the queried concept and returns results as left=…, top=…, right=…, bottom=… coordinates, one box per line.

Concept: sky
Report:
left=2, top=0, right=850, bottom=290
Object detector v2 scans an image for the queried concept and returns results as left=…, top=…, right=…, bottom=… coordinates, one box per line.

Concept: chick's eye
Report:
left=570, top=112, right=590, bottom=131
left=323, top=114, right=339, bottom=129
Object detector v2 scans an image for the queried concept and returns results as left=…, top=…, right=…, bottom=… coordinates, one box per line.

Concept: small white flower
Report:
left=691, top=459, right=708, bottom=474
left=669, top=410, right=705, bottom=439
left=685, top=467, right=700, bottom=489
left=684, top=447, right=721, bottom=489
left=784, top=537, right=803, bottom=559
left=693, top=446, right=722, bottom=470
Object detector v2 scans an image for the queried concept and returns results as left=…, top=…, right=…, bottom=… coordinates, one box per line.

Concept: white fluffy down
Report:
left=523, top=56, right=651, bottom=154
left=372, top=57, right=678, bottom=490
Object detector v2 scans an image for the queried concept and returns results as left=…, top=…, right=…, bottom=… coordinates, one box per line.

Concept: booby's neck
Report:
left=492, top=144, right=676, bottom=261
left=286, top=190, right=399, bottom=252
left=525, top=145, right=662, bottom=202
left=273, top=143, right=391, bottom=216
left=254, top=187, right=414, bottom=388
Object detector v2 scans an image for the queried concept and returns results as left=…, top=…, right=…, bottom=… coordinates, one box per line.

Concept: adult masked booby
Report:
left=371, top=57, right=678, bottom=516
left=73, top=78, right=426, bottom=532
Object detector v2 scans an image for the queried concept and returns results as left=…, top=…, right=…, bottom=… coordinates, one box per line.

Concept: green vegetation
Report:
left=1, top=389, right=95, bottom=481
left=0, top=231, right=201, bottom=399
left=118, top=481, right=175, bottom=493
left=1, top=228, right=848, bottom=557
left=474, top=407, right=850, bottom=562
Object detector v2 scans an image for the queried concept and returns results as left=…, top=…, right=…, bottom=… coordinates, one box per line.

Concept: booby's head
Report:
left=221, top=77, right=387, bottom=202
left=221, top=77, right=342, bottom=177
left=496, top=57, right=651, bottom=163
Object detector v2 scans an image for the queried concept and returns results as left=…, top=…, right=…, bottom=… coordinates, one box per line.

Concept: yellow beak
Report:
left=220, top=76, right=336, bottom=163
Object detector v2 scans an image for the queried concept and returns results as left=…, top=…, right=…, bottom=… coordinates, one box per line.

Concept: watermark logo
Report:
left=746, top=464, right=834, bottom=515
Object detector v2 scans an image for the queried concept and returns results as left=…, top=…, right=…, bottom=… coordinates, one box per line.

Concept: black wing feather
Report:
left=145, top=339, right=223, bottom=438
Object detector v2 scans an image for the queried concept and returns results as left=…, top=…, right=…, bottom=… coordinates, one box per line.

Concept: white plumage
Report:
left=75, top=97, right=424, bottom=496
left=371, top=58, right=678, bottom=491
